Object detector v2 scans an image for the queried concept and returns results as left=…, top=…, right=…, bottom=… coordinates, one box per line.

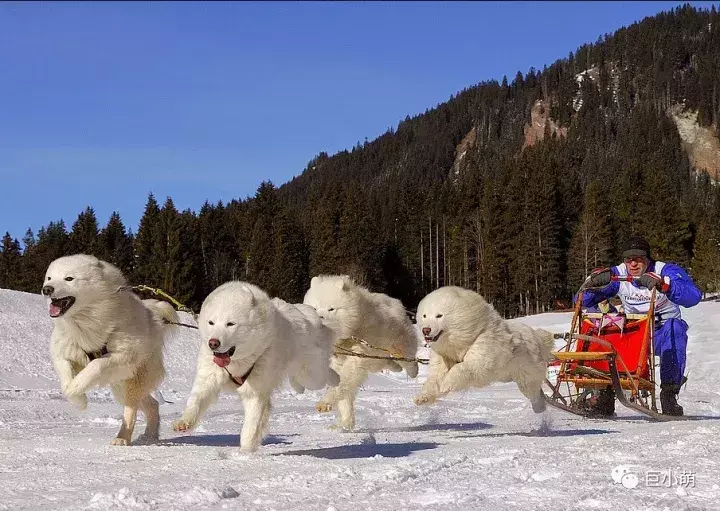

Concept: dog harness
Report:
left=86, top=346, right=109, bottom=361
left=224, top=365, right=254, bottom=387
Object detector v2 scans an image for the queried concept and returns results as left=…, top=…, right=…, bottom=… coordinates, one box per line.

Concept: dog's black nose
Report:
left=208, top=338, right=220, bottom=350
left=422, top=327, right=431, bottom=336
left=42, top=285, right=54, bottom=296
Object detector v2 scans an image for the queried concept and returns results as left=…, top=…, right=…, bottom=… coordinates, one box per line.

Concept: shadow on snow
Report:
left=354, top=421, right=493, bottom=434
left=453, top=428, right=615, bottom=439
left=276, top=441, right=440, bottom=459
left=159, top=434, right=296, bottom=447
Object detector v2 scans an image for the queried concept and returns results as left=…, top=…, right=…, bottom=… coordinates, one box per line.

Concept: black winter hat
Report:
left=622, top=236, right=651, bottom=260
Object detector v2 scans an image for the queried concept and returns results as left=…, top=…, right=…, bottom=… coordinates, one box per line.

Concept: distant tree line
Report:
left=2, top=4, right=719, bottom=315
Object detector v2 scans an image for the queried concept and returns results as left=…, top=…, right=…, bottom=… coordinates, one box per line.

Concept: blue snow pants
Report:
left=654, top=318, right=688, bottom=386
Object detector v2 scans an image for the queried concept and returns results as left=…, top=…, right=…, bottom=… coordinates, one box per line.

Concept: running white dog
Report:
left=303, top=275, right=420, bottom=430
left=44, top=254, right=178, bottom=446
left=172, top=282, right=339, bottom=452
left=414, top=286, right=554, bottom=412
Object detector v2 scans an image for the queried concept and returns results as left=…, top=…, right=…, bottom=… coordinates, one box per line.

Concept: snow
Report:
left=2, top=288, right=720, bottom=510
left=572, top=64, right=621, bottom=111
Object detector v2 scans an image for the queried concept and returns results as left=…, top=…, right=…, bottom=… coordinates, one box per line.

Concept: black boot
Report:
left=587, top=388, right=615, bottom=417
left=660, top=383, right=684, bottom=416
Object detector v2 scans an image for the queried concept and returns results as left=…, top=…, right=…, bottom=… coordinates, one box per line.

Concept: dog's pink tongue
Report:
left=49, top=303, right=62, bottom=318
left=213, top=353, right=231, bottom=367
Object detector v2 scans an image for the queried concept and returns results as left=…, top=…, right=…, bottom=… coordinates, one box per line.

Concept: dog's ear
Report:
left=311, top=276, right=320, bottom=288
left=335, top=275, right=353, bottom=290
left=240, top=285, right=256, bottom=306
left=96, top=259, right=127, bottom=286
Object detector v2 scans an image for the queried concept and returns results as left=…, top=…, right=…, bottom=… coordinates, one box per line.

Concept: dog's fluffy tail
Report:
left=289, top=322, right=340, bottom=391
left=536, top=328, right=557, bottom=363
left=142, top=299, right=180, bottom=335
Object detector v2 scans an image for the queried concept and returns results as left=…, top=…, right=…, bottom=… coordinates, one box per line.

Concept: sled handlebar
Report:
left=579, top=274, right=640, bottom=292
left=610, top=275, right=641, bottom=282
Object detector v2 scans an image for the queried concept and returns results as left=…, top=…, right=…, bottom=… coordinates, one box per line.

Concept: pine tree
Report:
left=473, top=169, right=512, bottom=314
left=337, top=184, right=381, bottom=285
left=691, top=217, right=720, bottom=295
left=154, top=197, right=182, bottom=297
left=18, top=229, right=38, bottom=292
left=246, top=215, right=275, bottom=292
left=197, top=200, right=239, bottom=297
left=224, top=199, right=251, bottom=281
left=567, top=181, right=613, bottom=290
left=0, top=233, right=22, bottom=289
left=68, top=206, right=100, bottom=255
left=246, top=182, right=279, bottom=293
left=508, top=143, right=563, bottom=315
left=22, top=221, right=70, bottom=291
left=134, top=193, right=161, bottom=285
left=308, top=197, right=342, bottom=277
left=175, top=209, right=201, bottom=307
left=98, top=212, right=134, bottom=276
left=271, top=207, right=309, bottom=302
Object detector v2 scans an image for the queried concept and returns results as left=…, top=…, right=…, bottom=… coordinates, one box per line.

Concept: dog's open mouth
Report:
left=212, top=346, right=236, bottom=368
left=49, top=296, right=76, bottom=318
left=424, top=330, right=444, bottom=343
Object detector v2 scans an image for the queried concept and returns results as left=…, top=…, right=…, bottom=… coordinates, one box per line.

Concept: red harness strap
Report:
left=224, top=365, right=254, bottom=387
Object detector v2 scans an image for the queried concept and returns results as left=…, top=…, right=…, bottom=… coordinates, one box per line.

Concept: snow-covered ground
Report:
left=1, top=288, right=720, bottom=510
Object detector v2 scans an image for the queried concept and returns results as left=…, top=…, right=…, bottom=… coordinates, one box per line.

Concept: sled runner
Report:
left=544, top=275, right=685, bottom=421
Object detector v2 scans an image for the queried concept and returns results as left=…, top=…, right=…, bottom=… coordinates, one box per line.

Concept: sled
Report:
left=544, top=275, right=684, bottom=421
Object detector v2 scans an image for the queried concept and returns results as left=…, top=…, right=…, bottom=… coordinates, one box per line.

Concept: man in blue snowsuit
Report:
left=580, top=236, right=701, bottom=416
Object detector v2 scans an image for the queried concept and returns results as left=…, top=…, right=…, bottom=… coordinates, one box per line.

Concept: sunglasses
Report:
left=624, top=256, right=647, bottom=264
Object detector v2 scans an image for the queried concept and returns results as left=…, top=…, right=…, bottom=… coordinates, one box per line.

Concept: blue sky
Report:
left=0, top=1, right=716, bottom=242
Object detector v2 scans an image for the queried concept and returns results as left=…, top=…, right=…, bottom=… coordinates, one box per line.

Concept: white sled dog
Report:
left=414, top=286, right=554, bottom=412
left=172, top=282, right=339, bottom=452
left=303, top=275, right=420, bottom=430
left=44, top=254, right=178, bottom=446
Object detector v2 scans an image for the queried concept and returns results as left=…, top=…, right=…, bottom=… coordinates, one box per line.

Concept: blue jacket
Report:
left=579, top=261, right=701, bottom=320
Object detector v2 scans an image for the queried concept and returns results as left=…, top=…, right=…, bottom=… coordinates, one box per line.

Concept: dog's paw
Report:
left=67, top=393, right=87, bottom=411
left=438, top=381, right=457, bottom=396
left=290, top=380, right=305, bottom=394
left=413, top=393, right=436, bottom=406
left=316, top=402, right=333, bottom=413
left=171, top=419, right=193, bottom=433
left=386, top=361, right=403, bottom=373
left=531, top=397, right=547, bottom=413
left=64, top=378, right=89, bottom=398
left=110, top=437, right=129, bottom=446
left=405, top=362, right=419, bottom=379
left=239, top=443, right=260, bottom=454
left=329, top=423, right=354, bottom=432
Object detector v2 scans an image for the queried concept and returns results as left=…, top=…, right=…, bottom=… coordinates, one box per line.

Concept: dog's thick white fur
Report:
left=172, top=281, right=339, bottom=452
left=414, top=286, right=554, bottom=412
left=44, top=254, right=178, bottom=446
left=303, top=275, right=420, bottom=430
